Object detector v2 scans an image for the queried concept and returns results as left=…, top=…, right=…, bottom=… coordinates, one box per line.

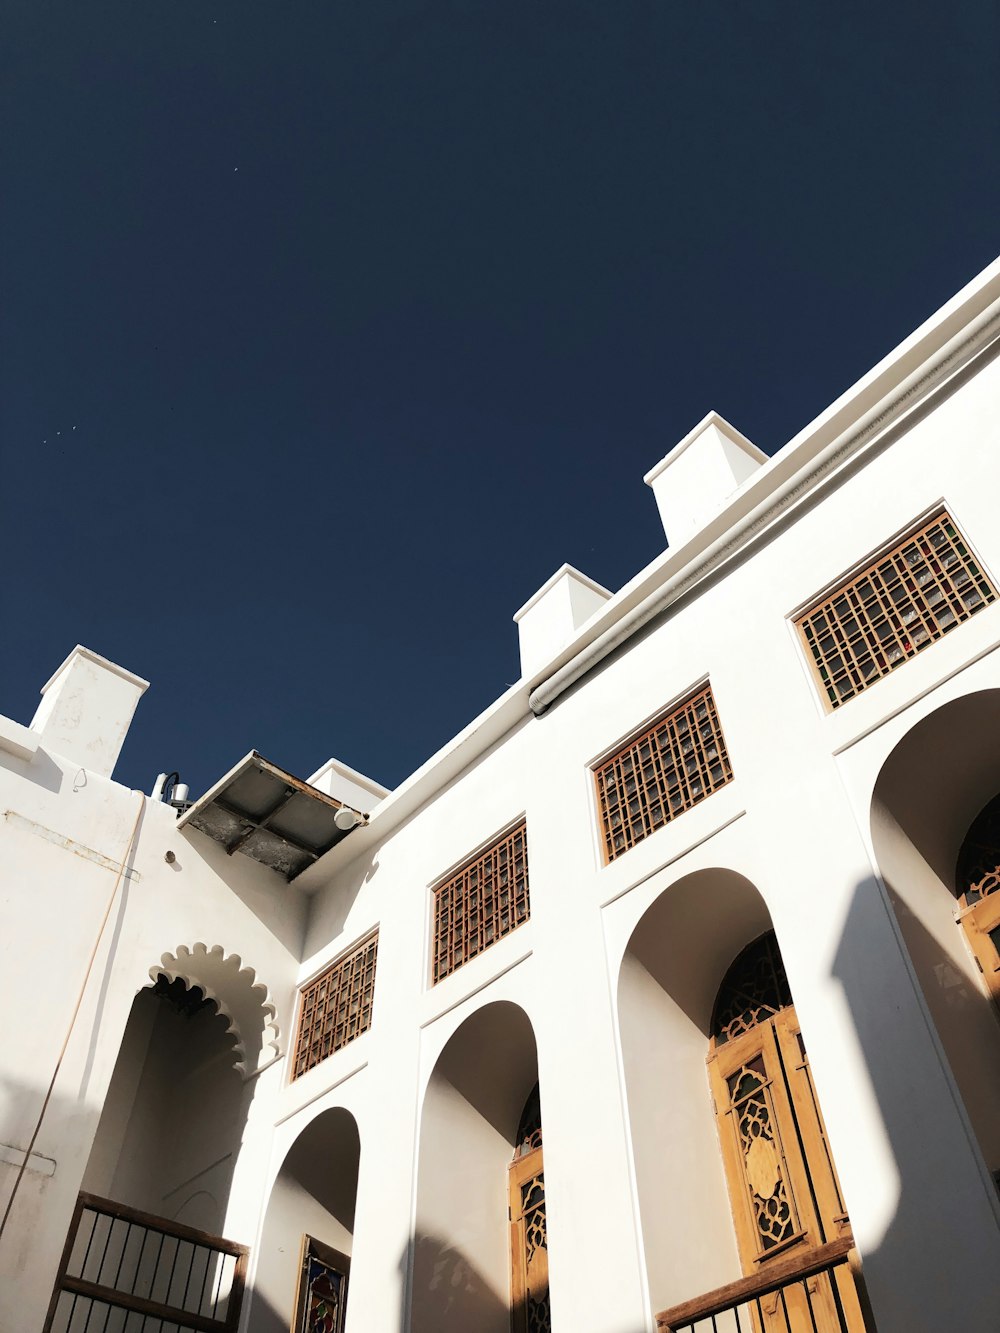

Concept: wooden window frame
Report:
left=430, top=820, right=530, bottom=985
left=291, top=1234, right=350, bottom=1333
left=291, top=929, right=378, bottom=1080
left=795, top=508, right=997, bottom=711
left=592, top=682, right=734, bottom=864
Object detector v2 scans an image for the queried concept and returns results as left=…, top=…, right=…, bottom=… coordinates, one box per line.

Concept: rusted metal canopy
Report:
left=177, top=751, right=365, bottom=882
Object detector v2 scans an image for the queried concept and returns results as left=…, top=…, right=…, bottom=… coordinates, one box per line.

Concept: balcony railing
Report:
left=43, top=1192, right=248, bottom=1333
left=656, top=1237, right=865, bottom=1333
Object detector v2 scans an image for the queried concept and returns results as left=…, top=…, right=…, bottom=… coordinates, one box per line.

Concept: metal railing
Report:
left=43, top=1192, right=248, bottom=1333
left=656, top=1238, right=864, bottom=1333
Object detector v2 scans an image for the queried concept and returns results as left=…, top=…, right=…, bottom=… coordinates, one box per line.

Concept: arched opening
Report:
left=871, top=689, right=1000, bottom=1178
left=83, top=973, right=250, bottom=1231
left=618, top=870, right=864, bottom=1330
left=617, top=868, right=769, bottom=1312
left=250, top=1106, right=361, bottom=1333
left=48, top=973, right=258, bottom=1331
left=411, top=1000, right=540, bottom=1333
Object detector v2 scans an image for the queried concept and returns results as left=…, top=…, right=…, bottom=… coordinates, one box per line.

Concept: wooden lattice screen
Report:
left=594, top=685, right=733, bottom=862
left=293, top=931, right=378, bottom=1079
left=432, top=822, right=529, bottom=983
left=797, top=510, right=996, bottom=709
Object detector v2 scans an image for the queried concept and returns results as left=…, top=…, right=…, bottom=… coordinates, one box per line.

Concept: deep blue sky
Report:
left=2, top=1, right=999, bottom=798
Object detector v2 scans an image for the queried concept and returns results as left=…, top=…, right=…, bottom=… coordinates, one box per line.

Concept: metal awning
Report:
left=177, top=751, right=365, bottom=882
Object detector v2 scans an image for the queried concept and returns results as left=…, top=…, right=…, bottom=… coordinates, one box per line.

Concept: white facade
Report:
left=4, top=258, right=1000, bottom=1333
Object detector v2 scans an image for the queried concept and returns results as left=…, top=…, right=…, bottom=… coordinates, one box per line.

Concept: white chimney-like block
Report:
left=644, top=411, right=767, bottom=549
left=514, top=564, right=612, bottom=679
left=31, top=646, right=149, bottom=779
left=307, top=757, right=391, bottom=813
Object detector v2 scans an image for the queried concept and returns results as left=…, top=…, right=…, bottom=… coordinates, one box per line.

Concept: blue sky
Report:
left=2, top=0, right=999, bottom=798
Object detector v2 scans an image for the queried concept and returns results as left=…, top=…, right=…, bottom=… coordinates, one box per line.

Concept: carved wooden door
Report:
left=509, top=1145, right=551, bottom=1333
left=708, top=1010, right=863, bottom=1333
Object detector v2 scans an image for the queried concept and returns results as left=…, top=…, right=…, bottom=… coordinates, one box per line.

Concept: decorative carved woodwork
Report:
left=797, top=511, right=996, bottom=709
left=594, top=684, right=733, bottom=862
left=509, top=1148, right=550, bottom=1333
left=432, top=822, right=530, bottom=984
left=509, top=1085, right=550, bottom=1332
left=293, top=932, right=378, bottom=1079
left=711, top=933, right=793, bottom=1046
left=514, top=1081, right=543, bottom=1158
left=707, top=934, right=864, bottom=1332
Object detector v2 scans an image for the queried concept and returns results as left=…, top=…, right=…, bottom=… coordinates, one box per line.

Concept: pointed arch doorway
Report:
left=508, top=1083, right=550, bottom=1333
left=707, top=934, right=865, bottom=1333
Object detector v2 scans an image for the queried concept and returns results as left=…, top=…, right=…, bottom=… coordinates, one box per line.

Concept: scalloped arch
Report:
left=148, top=943, right=280, bottom=1078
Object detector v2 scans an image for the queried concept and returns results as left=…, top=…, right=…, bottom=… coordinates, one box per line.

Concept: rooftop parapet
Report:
left=514, top=564, right=612, bottom=679
left=644, top=411, right=768, bottom=549
left=31, top=645, right=149, bottom=779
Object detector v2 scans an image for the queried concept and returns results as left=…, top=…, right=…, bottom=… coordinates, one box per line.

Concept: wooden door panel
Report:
left=961, top=895, right=1000, bottom=1003
left=509, top=1147, right=550, bottom=1333
left=774, top=1016, right=852, bottom=1241
left=708, top=1020, right=823, bottom=1269
left=709, top=1009, right=866, bottom=1333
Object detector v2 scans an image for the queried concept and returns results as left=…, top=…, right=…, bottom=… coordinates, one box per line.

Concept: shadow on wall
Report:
left=0, top=1074, right=84, bottom=1329
left=301, top=848, right=382, bottom=962
left=830, top=875, right=1000, bottom=1330
left=1, top=1061, right=250, bottom=1333
left=0, top=745, right=66, bottom=796
left=399, top=1234, right=509, bottom=1333
left=870, top=688, right=1000, bottom=1174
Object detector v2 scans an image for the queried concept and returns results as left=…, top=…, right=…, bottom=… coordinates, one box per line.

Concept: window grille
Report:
left=797, top=511, right=996, bottom=709
left=293, top=932, right=377, bottom=1079
left=594, top=684, right=733, bottom=863
left=432, top=822, right=529, bottom=984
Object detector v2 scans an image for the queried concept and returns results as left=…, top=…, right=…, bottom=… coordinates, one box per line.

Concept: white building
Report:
left=3, top=257, right=1000, bottom=1333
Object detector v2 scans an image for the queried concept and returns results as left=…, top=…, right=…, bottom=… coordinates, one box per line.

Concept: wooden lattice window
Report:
left=797, top=511, right=996, bottom=709
left=293, top=931, right=377, bottom=1079
left=432, top=822, right=529, bottom=984
left=594, top=684, right=733, bottom=863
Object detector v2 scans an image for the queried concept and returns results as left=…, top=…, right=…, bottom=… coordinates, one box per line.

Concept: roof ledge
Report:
left=644, top=411, right=768, bottom=549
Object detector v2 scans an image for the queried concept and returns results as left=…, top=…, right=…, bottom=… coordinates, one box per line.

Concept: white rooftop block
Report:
left=307, top=757, right=391, bottom=813
left=514, top=564, right=612, bottom=678
left=644, top=411, right=768, bottom=548
left=31, top=645, right=149, bottom=779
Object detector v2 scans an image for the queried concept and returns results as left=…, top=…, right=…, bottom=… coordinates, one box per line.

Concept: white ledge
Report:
left=513, top=563, right=612, bottom=623
left=39, top=644, right=149, bottom=696
left=0, top=715, right=40, bottom=761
